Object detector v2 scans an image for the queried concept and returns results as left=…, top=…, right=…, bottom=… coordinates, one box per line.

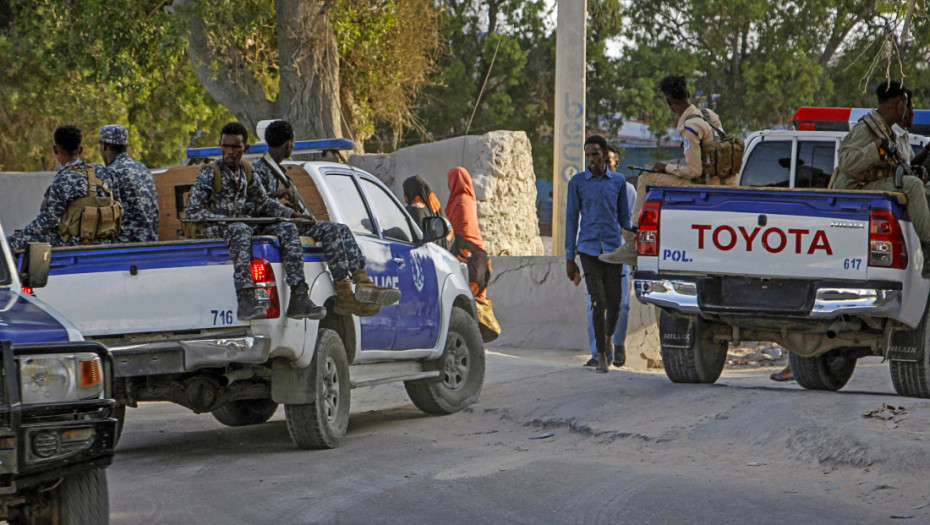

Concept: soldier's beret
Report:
left=98, top=125, right=129, bottom=146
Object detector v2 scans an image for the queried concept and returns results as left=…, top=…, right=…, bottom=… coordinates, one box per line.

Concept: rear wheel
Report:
left=789, top=349, right=856, bottom=391
left=211, top=399, right=278, bottom=427
left=284, top=329, right=350, bottom=449
left=405, top=307, right=485, bottom=414
left=889, top=304, right=930, bottom=398
left=659, top=312, right=728, bottom=384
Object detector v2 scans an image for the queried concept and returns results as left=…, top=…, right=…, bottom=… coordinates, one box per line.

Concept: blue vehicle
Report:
left=0, top=223, right=116, bottom=524
left=34, top=139, right=484, bottom=450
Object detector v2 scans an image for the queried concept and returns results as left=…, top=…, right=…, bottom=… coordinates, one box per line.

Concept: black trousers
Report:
left=579, top=253, right=623, bottom=355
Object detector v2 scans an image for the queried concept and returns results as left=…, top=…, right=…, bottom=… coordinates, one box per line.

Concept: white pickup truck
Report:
left=633, top=108, right=930, bottom=398
left=29, top=139, right=484, bottom=449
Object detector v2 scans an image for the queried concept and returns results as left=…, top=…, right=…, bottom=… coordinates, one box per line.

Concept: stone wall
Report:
left=349, top=131, right=544, bottom=256
left=0, top=172, right=56, bottom=233
left=488, top=256, right=661, bottom=370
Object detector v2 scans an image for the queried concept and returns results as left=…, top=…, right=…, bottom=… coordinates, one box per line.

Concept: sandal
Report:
left=583, top=358, right=597, bottom=367
left=770, top=372, right=792, bottom=382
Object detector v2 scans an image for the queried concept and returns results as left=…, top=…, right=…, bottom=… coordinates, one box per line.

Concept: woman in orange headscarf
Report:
left=446, top=167, right=487, bottom=299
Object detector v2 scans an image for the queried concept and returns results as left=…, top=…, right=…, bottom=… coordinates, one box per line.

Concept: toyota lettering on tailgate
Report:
left=658, top=210, right=869, bottom=279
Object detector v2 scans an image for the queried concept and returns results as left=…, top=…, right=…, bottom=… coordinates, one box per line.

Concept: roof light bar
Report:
left=186, top=138, right=356, bottom=159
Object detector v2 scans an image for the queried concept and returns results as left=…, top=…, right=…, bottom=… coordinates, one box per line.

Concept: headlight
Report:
left=19, top=353, right=104, bottom=404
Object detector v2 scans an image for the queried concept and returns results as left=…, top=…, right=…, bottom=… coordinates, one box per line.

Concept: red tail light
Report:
left=869, top=208, right=907, bottom=270
left=21, top=286, right=34, bottom=295
left=637, top=200, right=661, bottom=256
left=250, top=258, right=280, bottom=318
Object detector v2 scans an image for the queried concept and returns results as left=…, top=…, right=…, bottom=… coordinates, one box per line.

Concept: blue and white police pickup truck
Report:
left=31, top=139, right=483, bottom=450
left=0, top=222, right=115, bottom=524
left=633, top=109, right=930, bottom=398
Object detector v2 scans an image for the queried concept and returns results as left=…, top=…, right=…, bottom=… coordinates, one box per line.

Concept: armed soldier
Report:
left=600, top=75, right=736, bottom=266
left=252, top=120, right=400, bottom=317
left=184, top=122, right=325, bottom=321
left=8, top=125, right=121, bottom=251
left=95, top=125, right=159, bottom=242
left=829, top=80, right=930, bottom=274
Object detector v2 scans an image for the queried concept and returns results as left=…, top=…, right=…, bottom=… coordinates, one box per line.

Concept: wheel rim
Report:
left=442, top=333, right=469, bottom=391
left=323, top=356, right=340, bottom=422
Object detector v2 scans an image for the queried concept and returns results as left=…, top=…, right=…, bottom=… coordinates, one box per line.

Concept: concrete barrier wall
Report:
left=0, top=172, right=56, bottom=233
left=488, top=256, right=661, bottom=370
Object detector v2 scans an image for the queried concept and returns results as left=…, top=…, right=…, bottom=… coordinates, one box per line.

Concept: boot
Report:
left=286, top=282, right=326, bottom=320
left=352, top=269, right=401, bottom=306
left=599, top=230, right=638, bottom=266
left=333, top=278, right=381, bottom=317
left=237, top=288, right=268, bottom=321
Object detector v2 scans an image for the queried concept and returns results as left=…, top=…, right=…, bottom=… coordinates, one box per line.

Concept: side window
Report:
left=325, top=173, right=376, bottom=236
left=740, top=140, right=792, bottom=188
left=361, top=179, right=415, bottom=243
left=795, top=141, right=836, bottom=189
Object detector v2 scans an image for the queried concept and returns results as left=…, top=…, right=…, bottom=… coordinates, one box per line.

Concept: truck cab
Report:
left=738, top=107, right=930, bottom=189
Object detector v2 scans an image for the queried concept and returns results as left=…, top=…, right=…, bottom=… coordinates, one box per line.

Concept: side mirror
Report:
left=420, top=216, right=452, bottom=244
left=20, top=243, right=51, bottom=288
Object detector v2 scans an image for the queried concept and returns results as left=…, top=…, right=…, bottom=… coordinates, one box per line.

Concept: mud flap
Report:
left=659, top=311, right=695, bottom=350
left=887, top=326, right=924, bottom=363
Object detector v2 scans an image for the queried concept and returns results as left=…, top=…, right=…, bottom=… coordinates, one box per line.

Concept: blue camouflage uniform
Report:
left=8, top=158, right=118, bottom=251
left=184, top=159, right=305, bottom=291
left=94, top=125, right=159, bottom=242
left=252, top=155, right=366, bottom=282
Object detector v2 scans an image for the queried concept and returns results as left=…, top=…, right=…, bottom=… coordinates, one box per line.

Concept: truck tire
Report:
left=211, top=399, right=278, bottom=427
left=890, top=357, right=930, bottom=398
left=404, top=307, right=485, bottom=414
left=659, top=312, right=728, bottom=384
left=789, top=349, right=856, bottom=391
left=284, top=329, right=350, bottom=449
left=55, top=469, right=109, bottom=525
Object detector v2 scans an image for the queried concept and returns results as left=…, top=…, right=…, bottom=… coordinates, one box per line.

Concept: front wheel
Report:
left=284, top=329, right=350, bottom=449
left=212, top=399, right=278, bottom=427
left=405, top=307, right=485, bottom=414
left=789, top=349, right=856, bottom=391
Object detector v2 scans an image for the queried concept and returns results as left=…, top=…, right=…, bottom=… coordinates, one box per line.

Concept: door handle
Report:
left=393, top=257, right=405, bottom=265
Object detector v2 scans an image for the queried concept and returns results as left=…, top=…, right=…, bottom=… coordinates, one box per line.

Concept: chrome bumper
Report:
left=634, top=277, right=902, bottom=319
left=109, top=336, right=271, bottom=377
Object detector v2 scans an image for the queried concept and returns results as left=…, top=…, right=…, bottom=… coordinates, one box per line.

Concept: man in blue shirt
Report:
left=584, top=145, right=636, bottom=368
left=565, top=135, right=632, bottom=373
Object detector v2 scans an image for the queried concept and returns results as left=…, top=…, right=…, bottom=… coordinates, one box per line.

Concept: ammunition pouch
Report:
left=686, top=110, right=745, bottom=184
left=59, top=166, right=123, bottom=243
left=179, top=163, right=253, bottom=240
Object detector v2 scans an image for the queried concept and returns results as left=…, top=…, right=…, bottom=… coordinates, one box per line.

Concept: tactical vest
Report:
left=181, top=163, right=253, bottom=240
left=684, top=109, right=745, bottom=183
left=58, top=165, right=123, bottom=243
left=851, top=113, right=895, bottom=184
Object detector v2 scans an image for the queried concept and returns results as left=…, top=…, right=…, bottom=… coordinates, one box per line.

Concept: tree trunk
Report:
left=274, top=0, right=342, bottom=141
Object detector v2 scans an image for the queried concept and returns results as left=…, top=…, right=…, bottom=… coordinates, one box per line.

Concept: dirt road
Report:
left=108, top=348, right=930, bottom=524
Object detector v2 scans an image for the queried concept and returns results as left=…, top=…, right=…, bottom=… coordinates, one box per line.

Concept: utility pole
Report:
left=551, top=0, right=586, bottom=257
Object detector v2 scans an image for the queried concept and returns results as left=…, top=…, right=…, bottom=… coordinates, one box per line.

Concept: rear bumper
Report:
left=109, top=335, right=271, bottom=377
left=633, top=272, right=903, bottom=320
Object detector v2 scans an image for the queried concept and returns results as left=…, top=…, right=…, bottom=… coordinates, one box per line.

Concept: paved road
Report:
left=108, top=349, right=930, bottom=524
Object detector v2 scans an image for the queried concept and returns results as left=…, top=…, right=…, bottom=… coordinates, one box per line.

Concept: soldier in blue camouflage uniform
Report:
left=185, top=122, right=325, bottom=321
left=95, top=125, right=159, bottom=242
left=254, top=120, right=401, bottom=316
left=8, top=125, right=119, bottom=251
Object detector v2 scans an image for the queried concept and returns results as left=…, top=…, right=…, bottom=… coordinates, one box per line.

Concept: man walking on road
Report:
left=584, top=145, right=635, bottom=368
left=96, top=125, right=159, bottom=242
left=566, top=135, right=632, bottom=373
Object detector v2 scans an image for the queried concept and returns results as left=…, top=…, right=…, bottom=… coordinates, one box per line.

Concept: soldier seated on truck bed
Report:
left=252, top=119, right=400, bottom=317
left=184, top=122, right=325, bottom=321
left=829, top=80, right=930, bottom=276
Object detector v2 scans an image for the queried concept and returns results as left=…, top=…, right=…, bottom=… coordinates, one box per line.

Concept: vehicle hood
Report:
left=0, top=288, right=74, bottom=344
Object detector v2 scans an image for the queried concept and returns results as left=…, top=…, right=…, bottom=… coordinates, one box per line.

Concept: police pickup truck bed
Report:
left=31, top=143, right=483, bottom=450
left=632, top=185, right=930, bottom=398
left=0, top=222, right=116, bottom=524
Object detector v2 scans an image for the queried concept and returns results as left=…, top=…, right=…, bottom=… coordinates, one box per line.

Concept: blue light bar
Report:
left=186, top=138, right=356, bottom=159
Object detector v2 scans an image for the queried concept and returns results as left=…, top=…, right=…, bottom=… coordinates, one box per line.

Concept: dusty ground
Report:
left=107, top=347, right=930, bottom=524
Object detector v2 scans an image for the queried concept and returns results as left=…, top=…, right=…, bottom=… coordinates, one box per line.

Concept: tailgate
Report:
left=656, top=189, right=878, bottom=280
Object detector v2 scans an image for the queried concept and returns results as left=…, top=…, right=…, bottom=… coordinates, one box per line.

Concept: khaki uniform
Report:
left=633, top=105, right=732, bottom=225
left=830, top=110, right=930, bottom=243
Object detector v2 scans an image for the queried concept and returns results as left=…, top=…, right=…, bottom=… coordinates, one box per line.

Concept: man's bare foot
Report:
left=770, top=365, right=793, bottom=382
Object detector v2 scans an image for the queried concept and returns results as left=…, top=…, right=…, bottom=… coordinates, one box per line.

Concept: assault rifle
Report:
left=181, top=217, right=317, bottom=226
left=627, top=165, right=664, bottom=174
left=269, top=166, right=313, bottom=217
